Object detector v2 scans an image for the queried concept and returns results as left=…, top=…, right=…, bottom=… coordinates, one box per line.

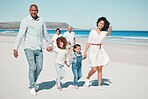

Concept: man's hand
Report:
left=13, top=50, right=18, bottom=58
left=46, top=46, right=53, bottom=52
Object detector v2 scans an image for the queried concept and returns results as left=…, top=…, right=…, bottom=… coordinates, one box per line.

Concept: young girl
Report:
left=53, top=37, right=69, bottom=91
left=69, top=44, right=85, bottom=89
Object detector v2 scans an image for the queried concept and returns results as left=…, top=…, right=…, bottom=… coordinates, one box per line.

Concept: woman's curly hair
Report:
left=96, top=17, right=110, bottom=31
left=56, top=36, right=67, bottom=49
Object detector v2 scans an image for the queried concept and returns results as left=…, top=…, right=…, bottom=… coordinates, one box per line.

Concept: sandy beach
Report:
left=0, top=35, right=148, bottom=99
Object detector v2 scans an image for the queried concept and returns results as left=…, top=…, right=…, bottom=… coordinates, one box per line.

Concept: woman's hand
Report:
left=108, top=26, right=112, bottom=33
left=83, top=53, right=87, bottom=59
left=106, top=26, right=112, bottom=36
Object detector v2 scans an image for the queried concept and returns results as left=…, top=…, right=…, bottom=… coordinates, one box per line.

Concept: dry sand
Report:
left=0, top=35, right=148, bottom=99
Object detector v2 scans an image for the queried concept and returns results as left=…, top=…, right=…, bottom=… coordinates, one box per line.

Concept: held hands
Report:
left=13, top=50, right=18, bottom=58
left=46, top=46, right=53, bottom=52
left=67, top=64, right=70, bottom=67
left=67, top=42, right=71, bottom=45
left=83, top=53, right=87, bottom=59
left=64, top=61, right=70, bottom=67
left=83, top=56, right=87, bottom=59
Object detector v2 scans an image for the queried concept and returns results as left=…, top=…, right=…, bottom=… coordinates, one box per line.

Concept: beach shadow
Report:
left=62, top=81, right=85, bottom=88
left=78, top=81, right=85, bottom=87
left=38, top=80, right=56, bottom=91
left=90, top=78, right=112, bottom=86
left=62, top=81, right=73, bottom=88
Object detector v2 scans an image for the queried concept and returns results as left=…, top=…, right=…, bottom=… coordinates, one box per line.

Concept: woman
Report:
left=83, top=17, right=112, bottom=90
left=51, top=28, right=62, bottom=48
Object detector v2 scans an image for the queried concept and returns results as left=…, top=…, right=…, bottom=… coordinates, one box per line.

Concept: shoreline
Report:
left=0, top=28, right=148, bottom=31
left=1, top=33, right=148, bottom=46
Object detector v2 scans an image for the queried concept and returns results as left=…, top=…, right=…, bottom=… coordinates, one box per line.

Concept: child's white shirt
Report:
left=53, top=47, right=67, bottom=65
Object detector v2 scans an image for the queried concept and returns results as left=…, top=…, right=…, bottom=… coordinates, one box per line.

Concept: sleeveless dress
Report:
left=87, top=30, right=109, bottom=67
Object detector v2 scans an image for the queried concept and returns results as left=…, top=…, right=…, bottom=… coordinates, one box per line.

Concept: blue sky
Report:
left=0, top=0, right=148, bottom=30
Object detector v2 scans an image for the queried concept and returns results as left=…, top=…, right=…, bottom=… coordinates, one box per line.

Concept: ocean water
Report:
left=0, top=29, right=148, bottom=45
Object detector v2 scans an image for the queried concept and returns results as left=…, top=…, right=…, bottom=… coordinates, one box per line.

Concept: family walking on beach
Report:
left=13, top=4, right=112, bottom=96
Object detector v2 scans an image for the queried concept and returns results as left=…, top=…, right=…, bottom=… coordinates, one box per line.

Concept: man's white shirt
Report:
left=63, top=31, right=75, bottom=46
left=14, top=15, right=50, bottom=50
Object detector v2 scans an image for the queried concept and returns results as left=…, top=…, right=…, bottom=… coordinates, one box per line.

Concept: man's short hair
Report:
left=30, top=4, right=38, bottom=10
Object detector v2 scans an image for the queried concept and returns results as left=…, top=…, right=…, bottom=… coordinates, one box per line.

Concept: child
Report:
left=69, top=44, right=85, bottom=89
left=53, top=37, right=69, bottom=91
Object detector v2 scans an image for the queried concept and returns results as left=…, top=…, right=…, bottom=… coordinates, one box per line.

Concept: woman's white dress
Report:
left=87, top=30, right=109, bottom=67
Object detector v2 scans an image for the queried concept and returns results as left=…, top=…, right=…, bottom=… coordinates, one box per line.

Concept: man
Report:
left=63, top=26, right=76, bottom=60
left=13, top=4, right=52, bottom=96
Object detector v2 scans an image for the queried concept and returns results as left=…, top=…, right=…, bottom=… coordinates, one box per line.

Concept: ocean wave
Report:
left=108, top=36, right=148, bottom=40
left=0, top=30, right=18, bottom=33
left=122, top=36, right=148, bottom=40
left=76, top=35, right=88, bottom=38
left=1, top=30, right=148, bottom=41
